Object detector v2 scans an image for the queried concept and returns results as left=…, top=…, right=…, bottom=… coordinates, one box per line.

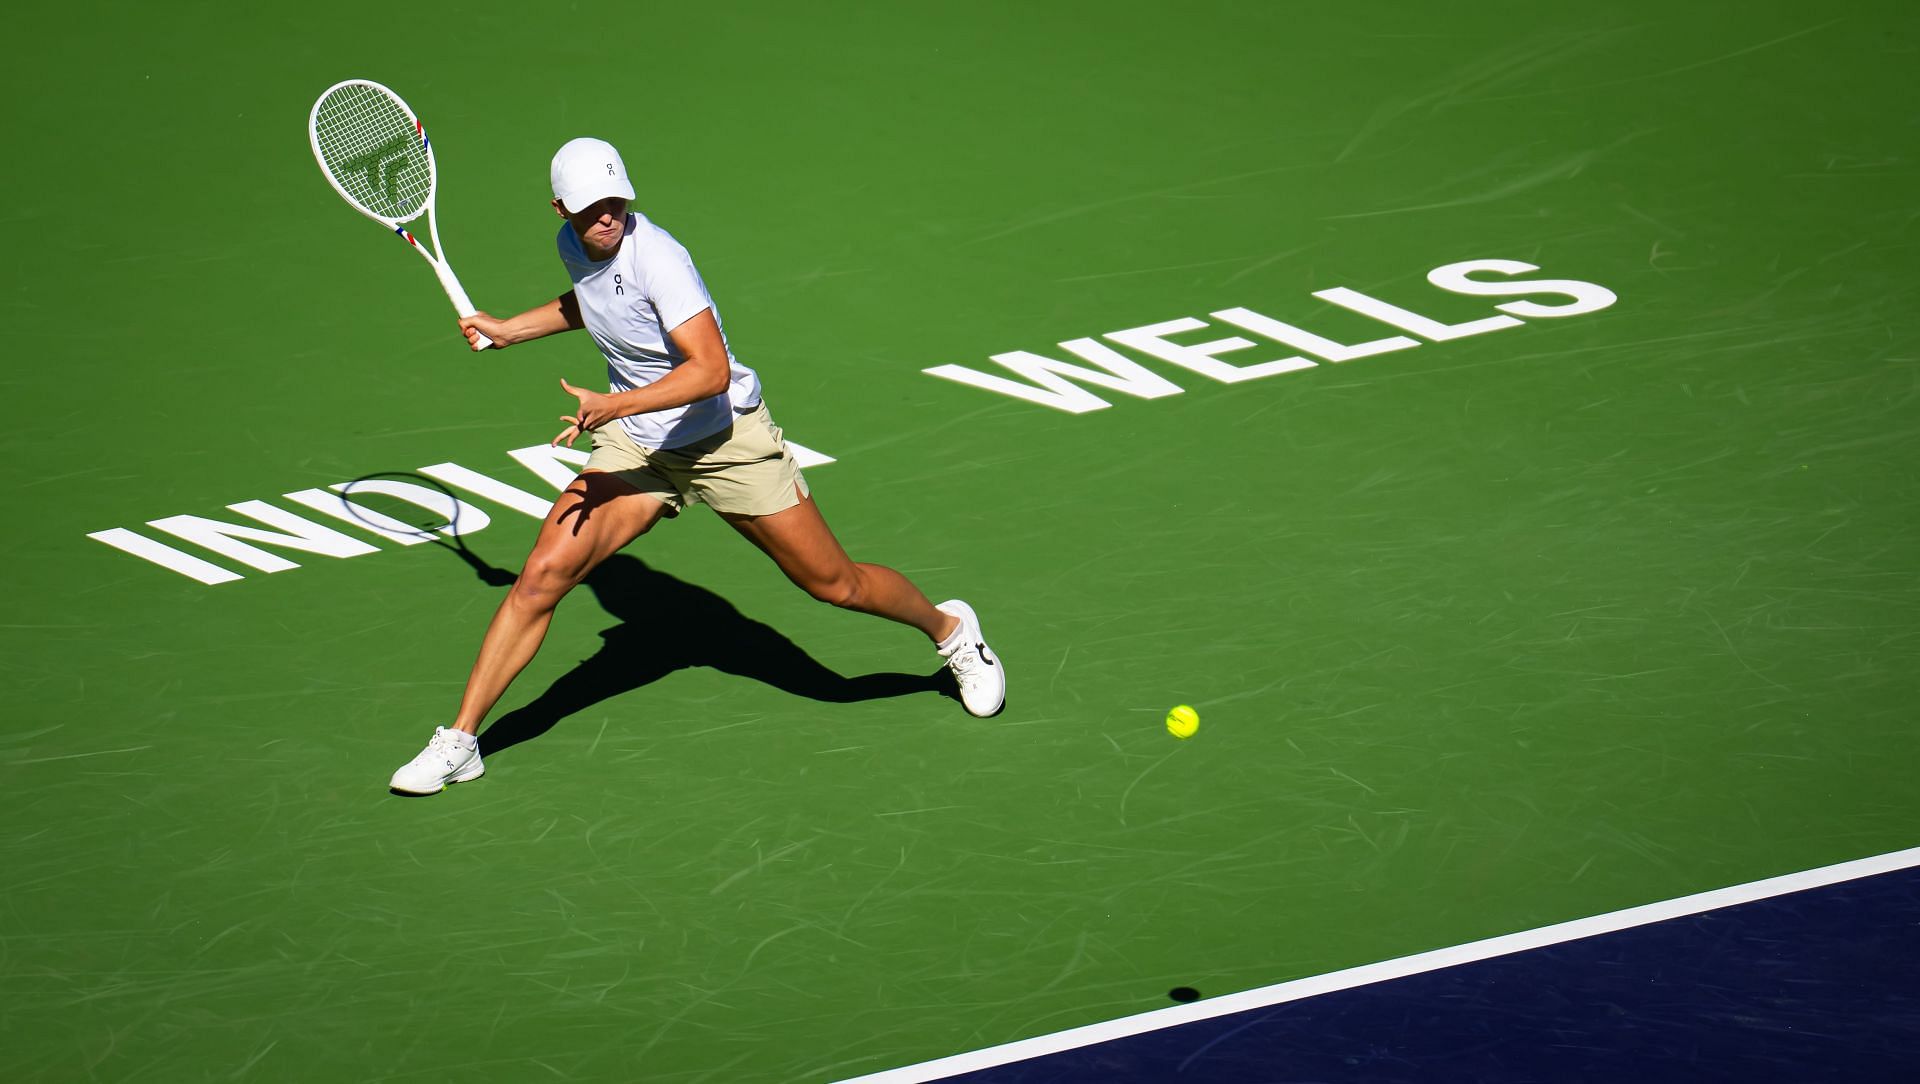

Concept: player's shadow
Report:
left=478, top=553, right=950, bottom=757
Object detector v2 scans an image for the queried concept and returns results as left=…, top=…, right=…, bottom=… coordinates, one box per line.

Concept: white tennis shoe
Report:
left=389, top=726, right=484, bottom=794
left=937, top=599, right=1006, bottom=717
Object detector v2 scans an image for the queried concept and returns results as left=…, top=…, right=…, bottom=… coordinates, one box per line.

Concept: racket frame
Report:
left=308, top=79, right=492, bottom=348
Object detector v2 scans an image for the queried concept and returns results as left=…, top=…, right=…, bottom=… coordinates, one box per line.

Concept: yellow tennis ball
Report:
left=1166, top=704, right=1199, bottom=739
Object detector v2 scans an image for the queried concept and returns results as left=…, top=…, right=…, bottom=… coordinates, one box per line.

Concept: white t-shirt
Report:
left=556, top=212, right=762, bottom=450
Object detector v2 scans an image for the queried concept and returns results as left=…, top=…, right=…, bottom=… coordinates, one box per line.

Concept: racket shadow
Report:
left=443, top=538, right=516, bottom=587
left=478, top=554, right=951, bottom=758
left=339, top=471, right=517, bottom=587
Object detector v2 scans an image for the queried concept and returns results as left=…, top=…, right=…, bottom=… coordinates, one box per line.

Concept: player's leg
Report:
left=454, top=471, right=671, bottom=731
left=390, top=471, right=670, bottom=793
left=722, top=493, right=1006, bottom=717
left=722, top=493, right=951, bottom=638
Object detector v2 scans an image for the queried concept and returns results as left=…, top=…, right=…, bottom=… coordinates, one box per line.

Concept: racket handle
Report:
left=435, top=262, right=496, bottom=350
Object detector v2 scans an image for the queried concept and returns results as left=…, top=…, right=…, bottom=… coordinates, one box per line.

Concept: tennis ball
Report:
left=1166, top=704, right=1199, bottom=739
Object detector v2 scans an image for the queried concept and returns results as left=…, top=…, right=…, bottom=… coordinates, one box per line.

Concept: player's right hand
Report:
left=459, top=312, right=508, bottom=350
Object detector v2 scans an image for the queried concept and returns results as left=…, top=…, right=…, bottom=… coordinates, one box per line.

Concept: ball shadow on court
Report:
left=476, top=553, right=954, bottom=758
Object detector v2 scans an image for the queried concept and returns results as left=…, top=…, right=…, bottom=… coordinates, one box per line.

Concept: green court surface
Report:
left=4, top=2, right=1917, bottom=1080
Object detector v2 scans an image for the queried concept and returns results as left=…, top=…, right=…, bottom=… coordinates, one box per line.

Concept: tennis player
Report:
left=389, top=137, right=1004, bottom=794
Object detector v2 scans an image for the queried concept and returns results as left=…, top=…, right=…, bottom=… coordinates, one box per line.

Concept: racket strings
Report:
left=313, top=84, right=432, bottom=221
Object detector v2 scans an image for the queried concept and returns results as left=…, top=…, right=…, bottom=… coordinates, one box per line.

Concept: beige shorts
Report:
left=583, top=402, right=809, bottom=517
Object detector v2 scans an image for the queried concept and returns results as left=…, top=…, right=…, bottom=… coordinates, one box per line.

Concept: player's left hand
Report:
left=554, top=378, right=613, bottom=447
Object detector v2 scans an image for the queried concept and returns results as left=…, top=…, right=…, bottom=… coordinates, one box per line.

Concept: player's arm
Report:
left=458, top=291, right=586, bottom=351
left=552, top=309, right=732, bottom=446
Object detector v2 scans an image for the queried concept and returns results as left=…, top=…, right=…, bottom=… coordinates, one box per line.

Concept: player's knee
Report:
left=514, top=555, right=585, bottom=610
left=804, top=570, right=862, bottom=609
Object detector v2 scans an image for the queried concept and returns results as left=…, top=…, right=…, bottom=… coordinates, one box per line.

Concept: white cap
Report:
left=551, top=137, right=635, bottom=214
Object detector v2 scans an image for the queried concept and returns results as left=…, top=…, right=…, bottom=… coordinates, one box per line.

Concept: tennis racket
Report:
left=308, top=79, right=493, bottom=349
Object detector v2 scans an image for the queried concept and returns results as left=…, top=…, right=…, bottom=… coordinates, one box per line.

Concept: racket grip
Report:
left=436, top=263, right=496, bottom=350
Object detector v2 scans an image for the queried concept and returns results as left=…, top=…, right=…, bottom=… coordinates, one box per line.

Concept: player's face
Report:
left=555, top=196, right=629, bottom=256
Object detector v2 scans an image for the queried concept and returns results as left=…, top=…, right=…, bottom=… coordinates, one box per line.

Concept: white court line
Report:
left=834, top=844, right=1920, bottom=1083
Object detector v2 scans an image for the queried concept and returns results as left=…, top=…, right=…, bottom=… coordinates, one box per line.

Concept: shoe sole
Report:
left=389, top=762, right=485, bottom=796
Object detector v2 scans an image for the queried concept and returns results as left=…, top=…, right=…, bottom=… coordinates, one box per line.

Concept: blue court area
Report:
left=893, top=860, right=1920, bottom=1082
